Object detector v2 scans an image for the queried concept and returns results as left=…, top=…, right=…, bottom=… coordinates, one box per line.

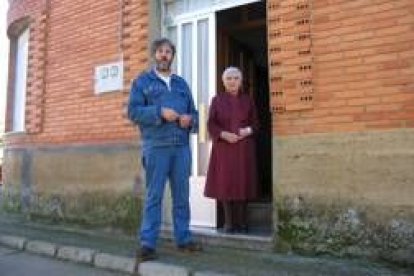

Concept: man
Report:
left=128, top=38, right=202, bottom=261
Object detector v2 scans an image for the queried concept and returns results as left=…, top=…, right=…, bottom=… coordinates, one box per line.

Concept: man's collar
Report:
left=149, top=67, right=179, bottom=81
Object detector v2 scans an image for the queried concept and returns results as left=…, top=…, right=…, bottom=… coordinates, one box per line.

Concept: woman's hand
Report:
left=238, top=127, right=252, bottom=138
left=220, top=131, right=240, bottom=143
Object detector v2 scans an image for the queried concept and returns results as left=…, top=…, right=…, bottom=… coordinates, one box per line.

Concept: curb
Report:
left=0, top=234, right=233, bottom=276
left=26, top=240, right=57, bottom=257
left=0, top=235, right=26, bottom=250
left=57, top=245, right=95, bottom=264
left=194, top=272, right=236, bottom=276
left=139, top=261, right=188, bottom=276
left=94, top=253, right=136, bottom=274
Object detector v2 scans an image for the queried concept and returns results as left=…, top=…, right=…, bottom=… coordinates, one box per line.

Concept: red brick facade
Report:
left=6, top=0, right=414, bottom=145
left=269, top=0, right=414, bottom=135
left=6, top=0, right=149, bottom=148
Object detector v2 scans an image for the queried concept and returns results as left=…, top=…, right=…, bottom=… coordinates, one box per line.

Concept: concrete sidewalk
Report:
left=0, top=213, right=411, bottom=276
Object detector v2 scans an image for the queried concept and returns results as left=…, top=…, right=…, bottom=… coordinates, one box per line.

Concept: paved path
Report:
left=0, top=246, right=127, bottom=276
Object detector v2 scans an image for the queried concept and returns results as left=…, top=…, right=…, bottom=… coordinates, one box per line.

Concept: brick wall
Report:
left=6, top=0, right=149, bottom=148
left=268, top=0, right=414, bottom=135
left=7, top=0, right=47, bottom=24
left=7, top=0, right=414, bottom=145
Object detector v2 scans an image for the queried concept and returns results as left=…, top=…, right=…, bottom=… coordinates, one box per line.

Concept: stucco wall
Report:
left=273, top=128, right=414, bottom=263
left=2, top=143, right=142, bottom=232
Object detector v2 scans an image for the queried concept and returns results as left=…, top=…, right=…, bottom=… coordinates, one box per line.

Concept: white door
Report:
left=167, top=13, right=217, bottom=228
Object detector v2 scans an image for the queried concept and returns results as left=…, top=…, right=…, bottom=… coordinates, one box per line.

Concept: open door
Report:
left=167, top=13, right=217, bottom=228
left=216, top=1, right=272, bottom=234
left=164, top=0, right=270, bottom=235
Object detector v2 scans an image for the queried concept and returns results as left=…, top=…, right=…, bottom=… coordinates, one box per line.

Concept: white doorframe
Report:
left=169, top=0, right=260, bottom=23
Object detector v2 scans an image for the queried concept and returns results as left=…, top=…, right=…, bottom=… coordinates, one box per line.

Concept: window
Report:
left=12, top=27, right=29, bottom=132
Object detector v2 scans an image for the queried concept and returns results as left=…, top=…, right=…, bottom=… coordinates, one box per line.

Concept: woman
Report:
left=205, top=67, right=258, bottom=233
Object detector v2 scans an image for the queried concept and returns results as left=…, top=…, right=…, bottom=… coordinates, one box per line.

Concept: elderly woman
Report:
left=204, top=67, right=258, bottom=233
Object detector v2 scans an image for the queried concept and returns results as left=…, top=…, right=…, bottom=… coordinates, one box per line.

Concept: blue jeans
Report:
left=139, top=145, right=192, bottom=249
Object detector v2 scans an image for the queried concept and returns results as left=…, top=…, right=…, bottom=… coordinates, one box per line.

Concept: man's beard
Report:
left=156, top=59, right=172, bottom=72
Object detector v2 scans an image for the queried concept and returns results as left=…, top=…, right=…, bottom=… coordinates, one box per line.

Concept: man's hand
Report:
left=220, top=131, right=240, bottom=143
left=179, top=114, right=192, bottom=128
left=161, top=107, right=179, bottom=122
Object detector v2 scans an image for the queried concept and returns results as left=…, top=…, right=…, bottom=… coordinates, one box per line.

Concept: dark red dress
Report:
left=204, top=92, right=258, bottom=200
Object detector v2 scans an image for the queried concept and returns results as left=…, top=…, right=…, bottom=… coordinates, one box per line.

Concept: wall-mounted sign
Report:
left=94, top=61, right=123, bottom=94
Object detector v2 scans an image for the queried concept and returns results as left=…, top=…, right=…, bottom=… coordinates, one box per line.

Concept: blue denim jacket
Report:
left=128, top=69, right=198, bottom=150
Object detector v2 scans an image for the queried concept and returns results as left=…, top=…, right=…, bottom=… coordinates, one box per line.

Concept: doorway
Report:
left=216, top=1, right=272, bottom=234
left=164, top=0, right=272, bottom=236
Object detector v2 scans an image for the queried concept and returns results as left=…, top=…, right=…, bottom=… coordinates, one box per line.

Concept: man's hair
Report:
left=151, top=38, right=176, bottom=57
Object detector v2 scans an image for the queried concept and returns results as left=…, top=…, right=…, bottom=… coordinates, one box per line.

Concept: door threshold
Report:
left=161, top=225, right=274, bottom=251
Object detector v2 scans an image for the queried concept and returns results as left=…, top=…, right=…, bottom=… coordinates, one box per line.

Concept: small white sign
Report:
left=94, top=61, right=123, bottom=94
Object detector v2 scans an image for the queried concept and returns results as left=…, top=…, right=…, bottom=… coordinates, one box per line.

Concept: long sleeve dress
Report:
left=204, top=92, right=259, bottom=201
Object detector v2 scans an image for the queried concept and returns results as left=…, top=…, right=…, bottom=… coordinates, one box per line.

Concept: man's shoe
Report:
left=177, top=241, right=203, bottom=253
left=138, top=246, right=157, bottom=262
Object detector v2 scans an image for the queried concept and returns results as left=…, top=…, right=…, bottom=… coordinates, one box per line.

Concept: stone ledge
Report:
left=194, top=271, right=236, bottom=276
left=161, top=226, right=273, bottom=252
left=139, top=261, right=189, bottom=276
left=57, top=246, right=95, bottom=264
left=94, top=253, right=136, bottom=274
left=26, top=240, right=57, bottom=257
left=0, top=235, right=27, bottom=250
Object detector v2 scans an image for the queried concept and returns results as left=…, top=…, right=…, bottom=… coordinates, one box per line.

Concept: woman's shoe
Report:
left=218, top=225, right=234, bottom=234
left=224, top=227, right=235, bottom=234
left=237, top=225, right=249, bottom=234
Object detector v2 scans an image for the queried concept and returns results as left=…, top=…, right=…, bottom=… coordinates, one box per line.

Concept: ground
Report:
left=0, top=212, right=411, bottom=276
